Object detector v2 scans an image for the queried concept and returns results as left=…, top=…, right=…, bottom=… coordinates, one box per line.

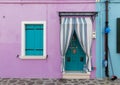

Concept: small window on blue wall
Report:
left=21, top=21, right=46, bottom=59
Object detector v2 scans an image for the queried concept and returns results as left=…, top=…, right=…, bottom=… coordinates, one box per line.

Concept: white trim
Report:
left=21, top=21, right=46, bottom=59
left=20, top=56, right=47, bottom=59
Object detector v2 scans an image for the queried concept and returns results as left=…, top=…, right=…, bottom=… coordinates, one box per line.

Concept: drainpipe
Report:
left=105, top=0, right=109, bottom=77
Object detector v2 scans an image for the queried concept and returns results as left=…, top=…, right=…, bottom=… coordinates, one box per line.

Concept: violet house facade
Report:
left=0, top=0, right=98, bottom=79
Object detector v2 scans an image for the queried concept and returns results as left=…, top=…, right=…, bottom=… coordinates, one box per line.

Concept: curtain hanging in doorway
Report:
left=60, top=17, right=93, bottom=72
left=75, top=17, right=93, bottom=71
left=60, top=17, right=75, bottom=71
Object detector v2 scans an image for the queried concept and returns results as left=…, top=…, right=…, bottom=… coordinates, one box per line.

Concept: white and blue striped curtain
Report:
left=60, top=17, right=93, bottom=72
left=75, top=17, right=93, bottom=71
left=60, top=17, right=75, bottom=72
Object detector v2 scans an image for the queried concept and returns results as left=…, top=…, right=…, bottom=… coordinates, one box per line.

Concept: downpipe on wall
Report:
left=104, top=0, right=109, bottom=78
left=104, top=0, right=117, bottom=80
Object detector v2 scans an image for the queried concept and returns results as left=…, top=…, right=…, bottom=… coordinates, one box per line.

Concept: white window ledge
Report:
left=19, top=56, right=47, bottom=59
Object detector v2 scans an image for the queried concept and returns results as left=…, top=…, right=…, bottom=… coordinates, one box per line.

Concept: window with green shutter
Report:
left=117, top=18, right=120, bottom=53
left=21, top=21, right=46, bottom=59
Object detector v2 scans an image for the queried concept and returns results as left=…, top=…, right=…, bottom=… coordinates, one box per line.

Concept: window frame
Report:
left=21, top=21, right=46, bottom=59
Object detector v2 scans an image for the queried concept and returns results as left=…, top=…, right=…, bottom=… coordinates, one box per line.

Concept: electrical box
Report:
left=92, top=32, right=96, bottom=39
left=117, top=18, right=120, bottom=53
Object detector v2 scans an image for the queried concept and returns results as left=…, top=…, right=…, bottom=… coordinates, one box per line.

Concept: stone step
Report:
left=63, top=73, right=90, bottom=79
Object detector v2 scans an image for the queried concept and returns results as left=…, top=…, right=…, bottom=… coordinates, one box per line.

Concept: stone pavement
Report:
left=0, top=78, right=120, bottom=85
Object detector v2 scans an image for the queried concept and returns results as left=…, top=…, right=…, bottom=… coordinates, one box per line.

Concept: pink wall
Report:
left=0, top=1, right=96, bottom=78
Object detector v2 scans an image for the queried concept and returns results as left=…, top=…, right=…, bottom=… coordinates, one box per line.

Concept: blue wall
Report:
left=96, top=0, right=120, bottom=78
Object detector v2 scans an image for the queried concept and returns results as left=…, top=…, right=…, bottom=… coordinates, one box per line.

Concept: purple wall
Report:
left=0, top=1, right=96, bottom=78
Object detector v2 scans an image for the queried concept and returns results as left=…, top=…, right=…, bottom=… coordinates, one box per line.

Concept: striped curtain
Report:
left=60, top=17, right=93, bottom=72
left=60, top=17, right=75, bottom=71
left=75, top=17, right=93, bottom=71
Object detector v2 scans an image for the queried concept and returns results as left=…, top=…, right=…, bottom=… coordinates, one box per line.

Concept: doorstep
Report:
left=63, top=72, right=90, bottom=79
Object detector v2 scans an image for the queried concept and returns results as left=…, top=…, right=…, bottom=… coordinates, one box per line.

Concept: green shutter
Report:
left=25, top=24, right=44, bottom=56
left=117, top=18, right=120, bottom=53
left=34, top=25, right=43, bottom=55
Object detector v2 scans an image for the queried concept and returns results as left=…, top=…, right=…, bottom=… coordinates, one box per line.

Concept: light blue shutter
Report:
left=25, top=24, right=35, bottom=55
left=25, top=24, right=44, bottom=56
left=34, top=24, right=43, bottom=55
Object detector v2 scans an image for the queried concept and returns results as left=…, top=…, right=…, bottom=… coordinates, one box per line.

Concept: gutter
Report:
left=0, top=1, right=97, bottom=4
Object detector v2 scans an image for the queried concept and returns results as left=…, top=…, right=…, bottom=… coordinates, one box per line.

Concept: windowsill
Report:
left=19, top=56, right=47, bottom=59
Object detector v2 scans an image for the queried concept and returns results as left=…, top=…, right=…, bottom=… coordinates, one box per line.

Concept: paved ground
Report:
left=0, top=78, right=120, bottom=85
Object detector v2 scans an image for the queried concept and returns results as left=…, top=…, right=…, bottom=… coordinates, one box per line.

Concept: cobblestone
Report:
left=0, top=78, right=119, bottom=85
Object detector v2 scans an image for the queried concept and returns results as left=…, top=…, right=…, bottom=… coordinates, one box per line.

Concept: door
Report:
left=65, top=32, right=86, bottom=71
